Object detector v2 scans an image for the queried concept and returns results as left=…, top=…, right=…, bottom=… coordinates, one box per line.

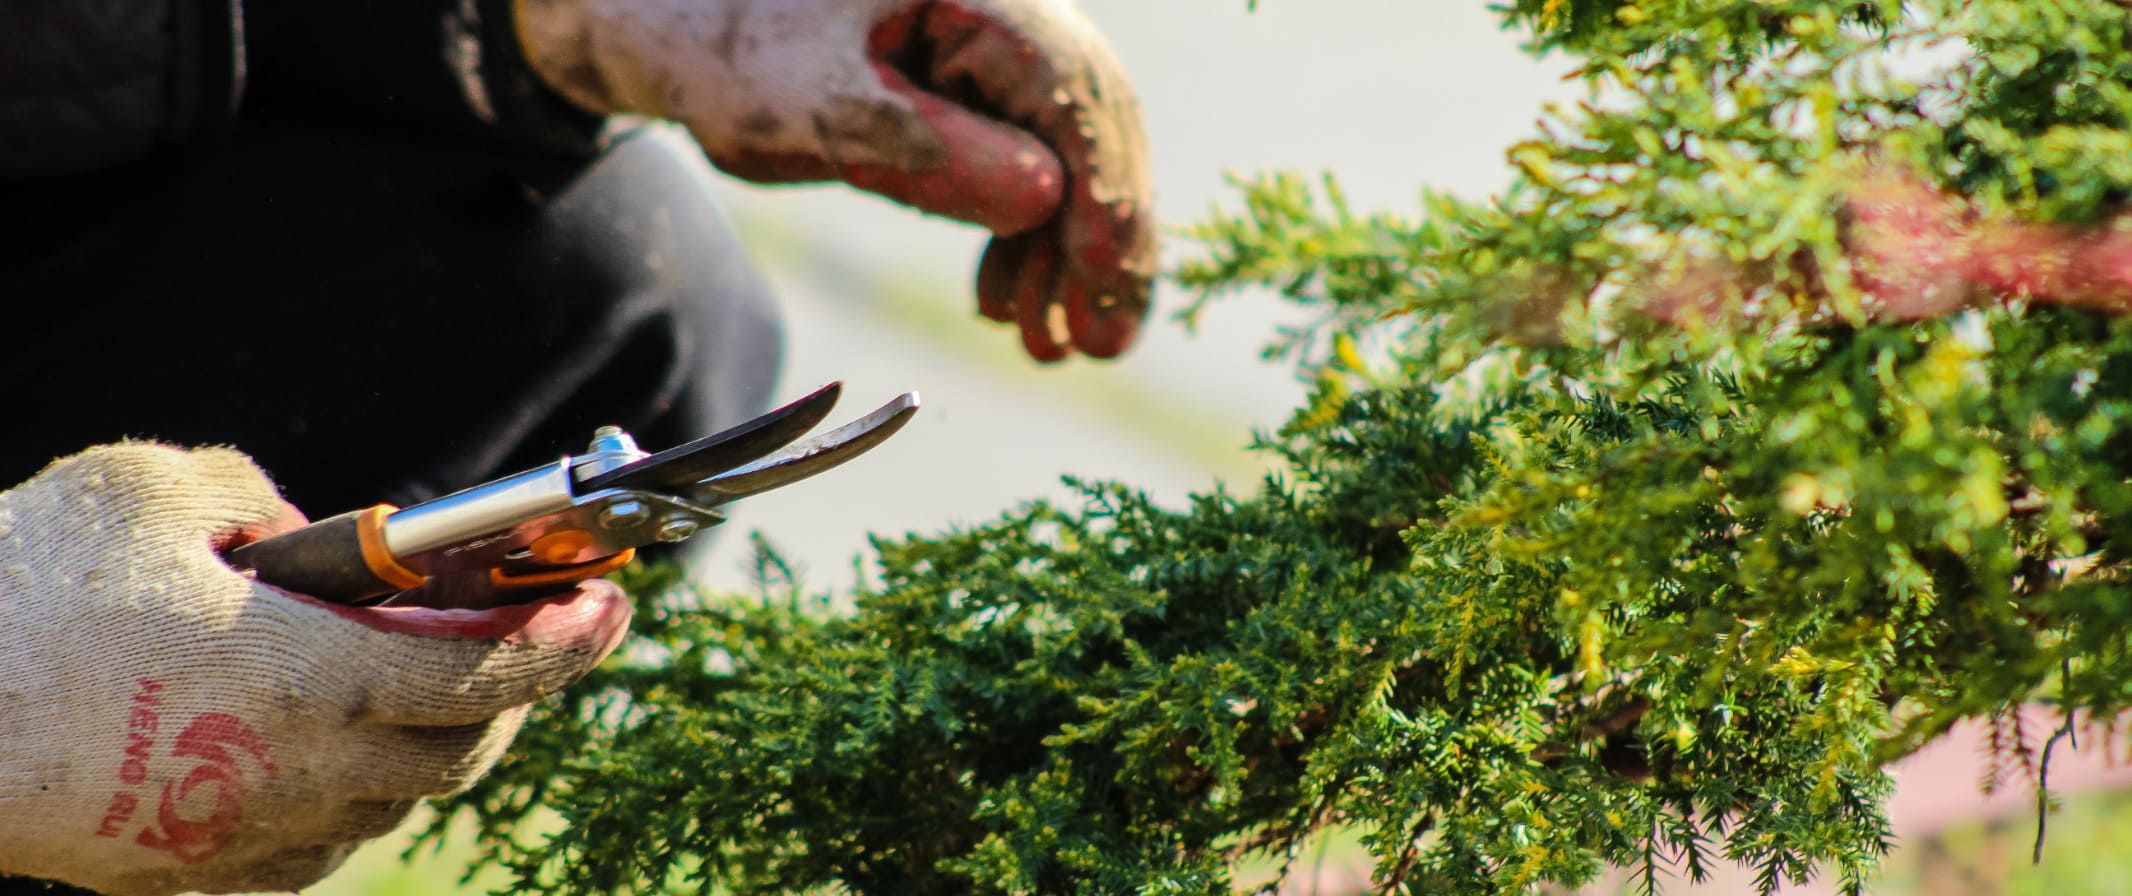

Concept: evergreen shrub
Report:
left=432, top=2, right=2132, bottom=892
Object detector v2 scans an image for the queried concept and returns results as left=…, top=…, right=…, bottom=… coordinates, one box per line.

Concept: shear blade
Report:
left=692, top=391, right=920, bottom=505
left=582, top=382, right=843, bottom=493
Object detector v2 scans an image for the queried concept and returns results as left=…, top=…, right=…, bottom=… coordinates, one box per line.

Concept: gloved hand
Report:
left=0, top=444, right=631, bottom=896
left=513, top=0, right=1156, bottom=361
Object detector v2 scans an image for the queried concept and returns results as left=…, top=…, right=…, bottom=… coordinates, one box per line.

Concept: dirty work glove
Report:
left=514, top=0, right=1156, bottom=361
left=0, top=445, right=632, bottom=896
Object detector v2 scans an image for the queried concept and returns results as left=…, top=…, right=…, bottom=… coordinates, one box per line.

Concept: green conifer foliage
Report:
left=432, top=2, right=2132, bottom=893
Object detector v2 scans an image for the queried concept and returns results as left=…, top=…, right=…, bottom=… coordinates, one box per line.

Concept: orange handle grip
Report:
left=489, top=548, right=635, bottom=591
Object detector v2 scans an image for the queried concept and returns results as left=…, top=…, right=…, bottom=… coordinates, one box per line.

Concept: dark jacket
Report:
left=0, top=0, right=602, bottom=181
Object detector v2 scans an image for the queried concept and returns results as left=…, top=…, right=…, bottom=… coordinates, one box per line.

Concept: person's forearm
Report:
left=239, top=0, right=606, bottom=157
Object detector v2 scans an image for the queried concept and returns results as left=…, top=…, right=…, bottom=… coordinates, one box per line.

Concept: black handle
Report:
left=227, top=506, right=412, bottom=603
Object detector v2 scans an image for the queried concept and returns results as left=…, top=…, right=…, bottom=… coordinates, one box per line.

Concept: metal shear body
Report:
left=230, top=383, right=917, bottom=603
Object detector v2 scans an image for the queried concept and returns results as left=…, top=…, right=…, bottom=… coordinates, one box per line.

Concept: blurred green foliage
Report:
left=427, top=2, right=2132, bottom=893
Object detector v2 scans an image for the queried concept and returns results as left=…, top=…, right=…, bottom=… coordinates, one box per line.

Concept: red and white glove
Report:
left=0, top=445, right=631, bottom=896
left=514, top=0, right=1156, bottom=361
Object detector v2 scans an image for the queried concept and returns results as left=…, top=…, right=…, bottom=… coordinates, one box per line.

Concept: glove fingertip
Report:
left=361, top=578, right=631, bottom=658
left=1064, top=283, right=1146, bottom=360
left=839, top=89, right=1065, bottom=236
left=977, top=237, right=1025, bottom=323
left=296, top=579, right=633, bottom=724
left=1058, top=195, right=1155, bottom=358
left=1021, top=324, right=1072, bottom=363
left=1011, top=233, right=1071, bottom=363
left=705, top=147, right=840, bottom=185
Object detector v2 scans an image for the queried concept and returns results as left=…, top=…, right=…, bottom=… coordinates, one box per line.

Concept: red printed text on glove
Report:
left=94, top=678, right=281, bottom=864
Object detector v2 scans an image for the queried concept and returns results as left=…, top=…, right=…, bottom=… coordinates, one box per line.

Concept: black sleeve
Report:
left=0, top=0, right=240, bottom=180
left=240, top=0, right=608, bottom=158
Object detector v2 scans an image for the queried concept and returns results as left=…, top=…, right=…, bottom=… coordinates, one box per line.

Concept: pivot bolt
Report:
left=574, top=426, right=647, bottom=481
left=599, top=500, right=650, bottom=530
left=655, top=517, right=702, bottom=543
left=586, top=425, right=633, bottom=451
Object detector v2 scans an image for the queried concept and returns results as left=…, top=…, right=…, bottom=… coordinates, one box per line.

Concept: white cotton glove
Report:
left=513, top=0, right=1156, bottom=362
left=0, top=444, right=632, bottom=896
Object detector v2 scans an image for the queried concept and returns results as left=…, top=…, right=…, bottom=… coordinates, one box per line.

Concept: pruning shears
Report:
left=228, top=382, right=917, bottom=603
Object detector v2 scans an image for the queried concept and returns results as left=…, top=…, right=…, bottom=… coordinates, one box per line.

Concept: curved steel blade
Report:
left=582, top=382, right=843, bottom=493
left=692, top=391, right=920, bottom=505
